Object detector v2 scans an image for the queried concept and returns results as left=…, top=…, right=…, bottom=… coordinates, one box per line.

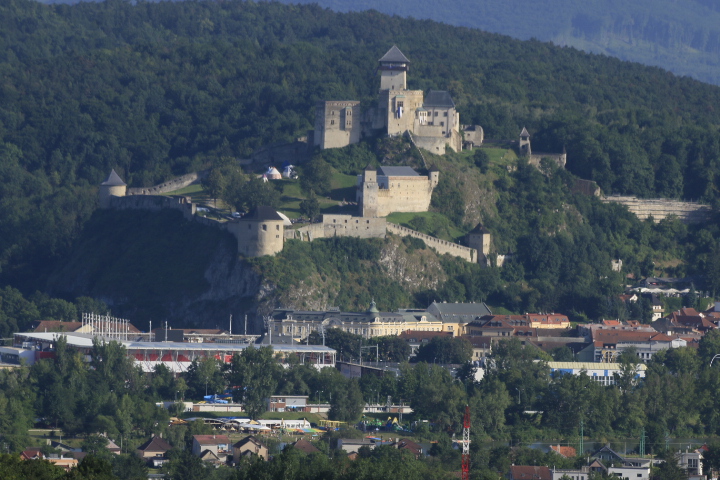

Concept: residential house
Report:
left=551, top=466, right=589, bottom=480
left=591, top=445, right=625, bottom=466
left=192, top=434, right=231, bottom=462
left=336, top=438, right=375, bottom=454
left=291, top=438, right=321, bottom=455
left=679, top=449, right=703, bottom=476
left=233, top=435, right=268, bottom=461
left=608, top=465, right=650, bottom=480
left=390, top=438, right=424, bottom=458
left=550, top=445, right=577, bottom=458
left=509, top=466, right=552, bottom=480
left=135, top=435, right=172, bottom=467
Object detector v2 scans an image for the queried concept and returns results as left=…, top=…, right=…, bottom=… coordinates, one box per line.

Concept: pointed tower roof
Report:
left=469, top=223, right=490, bottom=235
left=429, top=165, right=440, bottom=173
left=364, top=163, right=376, bottom=172
left=520, top=127, right=530, bottom=138
left=101, top=169, right=126, bottom=187
left=379, top=45, right=410, bottom=64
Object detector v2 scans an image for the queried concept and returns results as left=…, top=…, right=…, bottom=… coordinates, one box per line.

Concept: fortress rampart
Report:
left=602, top=196, right=712, bottom=223
left=109, top=195, right=197, bottom=221
left=127, top=171, right=205, bottom=196
left=387, top=223, right=477, bottom=262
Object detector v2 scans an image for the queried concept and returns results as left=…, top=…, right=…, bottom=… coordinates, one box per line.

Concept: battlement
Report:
left=109, top=194, right=197, bottom=221
left=387, top=223, right=477, bottom=263
left=127, top=171, right=204, bottom=196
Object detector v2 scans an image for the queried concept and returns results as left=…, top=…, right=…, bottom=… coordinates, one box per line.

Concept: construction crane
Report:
left=462, top=405, right=471, bottom=480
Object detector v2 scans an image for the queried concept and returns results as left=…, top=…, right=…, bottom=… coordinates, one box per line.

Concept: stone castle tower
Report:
left=519, top=127, right=532, bottom=156
left=226, top=206, right=285, bottom=257
left=466, top=223, right=492, bottom=265
left=357, top=165, right=438, bottom=218
left=314, top=46, right=466, bottom=154
left=518, top=127, right=567, bottom=169
left=99, top=169, right=127, bottom=208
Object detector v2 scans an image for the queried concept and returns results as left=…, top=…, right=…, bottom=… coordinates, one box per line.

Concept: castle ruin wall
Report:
left=127, top=171, right=205, bottom=196
left=387, top=223, right=477, bottom=263
left=602, top=196, right=712, bottom=223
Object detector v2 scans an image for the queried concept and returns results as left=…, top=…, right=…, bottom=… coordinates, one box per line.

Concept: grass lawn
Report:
left=162, top=183, right=204, bottom=196
left=386, top=211, right=466, bottom=241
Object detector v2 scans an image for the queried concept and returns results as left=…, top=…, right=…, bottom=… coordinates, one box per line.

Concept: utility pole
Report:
left=244, top=315, right=247, bottom=336
left=579, top=419, right=584, bottom=456
left=229, top=315, right=232, bottom=335
left=640, top=427, right=646, bottom=457
left=462, top=405, right=471, bottom=480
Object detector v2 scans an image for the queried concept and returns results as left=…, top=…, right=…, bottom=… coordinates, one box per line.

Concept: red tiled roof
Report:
left=292, top=438, right=320, bottom=454
left=32, top=321, right=83, bottom=333
left=510, top=466, right=552, bottom=480
left=194, top=435, right=230, bottom=445
left=550, top=445, right=577, bottom=458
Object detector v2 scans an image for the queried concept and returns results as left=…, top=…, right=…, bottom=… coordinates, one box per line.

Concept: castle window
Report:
left=331, top=120, right=334, bottom=125
left=356, top=220, right=359, bottom=223
left=344, top=220, right=347, bottom=223
left=366, top=220, right=370, bottom=224
left=262, top=224, right=267, bottom=231
left=434, top=112, right=438, bottom=116
left=333, top=219, right=336, bottom=223
left=276, top=225, right=280, bottom=230
left=444, top=112, right=448, bottom=117
left=276, top=235, right=279, bottom=238
left=440, top=121, right=444, bottom=127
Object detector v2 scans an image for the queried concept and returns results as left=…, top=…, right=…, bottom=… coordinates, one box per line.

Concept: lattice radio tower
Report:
left=462, top=405, right=471, bottom=480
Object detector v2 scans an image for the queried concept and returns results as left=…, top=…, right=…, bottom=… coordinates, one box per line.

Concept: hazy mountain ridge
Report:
left=265, top=0, right=720, bottom=85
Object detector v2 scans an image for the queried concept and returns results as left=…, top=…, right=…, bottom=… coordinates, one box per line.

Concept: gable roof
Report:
left=427, top=302, right=492, bottom=322
left=32, top=320, right=83, bottom=333
left=101, top=169, right=126, bottom=186
left=137, top=436, right=172, bottom=453
left=292, top=438, right=320, bottom=454
left=520, top=127, right=530, bottom=137
left=550, top=445, right=577, bottom=458
left=423, top=90, right=455, bottom=108
left=233, top=435, right=266, bottom=450
left=379, top=45, right=410, bottom=64
left=468, top=223, right=490, bottom=234
left=510, top=466, right=551, bottom=480
left=194, top=435, right=230, bottom=445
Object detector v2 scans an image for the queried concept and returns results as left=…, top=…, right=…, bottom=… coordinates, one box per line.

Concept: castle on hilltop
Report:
left=313, top=46, right=482, bottom=155
left=519, top=127, right=567, bottom=168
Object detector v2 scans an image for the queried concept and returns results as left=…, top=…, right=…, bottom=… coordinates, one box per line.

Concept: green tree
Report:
left=299, top=190, right=321, bottom=220
left=329, top=377, right=364, bottom=422
left=300, top=157, right=333, bottom=196
left=228, top=347, right=282, bottom=419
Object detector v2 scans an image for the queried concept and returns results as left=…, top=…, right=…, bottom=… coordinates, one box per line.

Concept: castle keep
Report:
left=314, top=46, right=469, bottom=154
left=357, top=165, right=439, bottom=218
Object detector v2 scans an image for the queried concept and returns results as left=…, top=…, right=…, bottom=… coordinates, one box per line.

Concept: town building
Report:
left=135, top=435, right=172, bottom=467
left=357, top=165, right=438, bottom=218
left=547, top=362, right=647, bottom=386
left=579, top=330, right=687, bottom=362
left=13, top=331, right=336, bottom=372
left=509, top=466, right=552, bottom=480
left=267, top=395, right=308, bottom=412
left=269, top=302, right=447, bottom=341
left=192, top=434, right=231, bottom=462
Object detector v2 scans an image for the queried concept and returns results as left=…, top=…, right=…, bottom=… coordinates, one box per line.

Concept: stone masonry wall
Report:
left=110, top=195, right=197, bottom=221
left=602, top=196, right=712, bottom=223
left=387, top=223, right=477, bottom=263
left=127, top=171, right=205, bottom=196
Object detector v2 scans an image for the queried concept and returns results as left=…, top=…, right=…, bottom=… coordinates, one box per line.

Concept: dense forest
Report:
left=269, top=0, right=720, bottom=86
left=2, top=0, right=720, bottom=324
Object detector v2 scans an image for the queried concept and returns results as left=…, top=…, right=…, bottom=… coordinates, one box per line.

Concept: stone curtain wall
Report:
left=387, top=223, right=477, bottom=263
left=110, top=195, right=197, bottom=221
left=127, top=171, right=205, bottom=196
left=602, top=196, right=712, bottom=223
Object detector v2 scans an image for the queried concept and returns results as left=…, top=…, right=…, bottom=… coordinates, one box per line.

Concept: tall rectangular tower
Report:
left=378, top=45, right=410, bottom=91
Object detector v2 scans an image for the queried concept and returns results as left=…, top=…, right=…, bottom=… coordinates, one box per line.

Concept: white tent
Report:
left=265, top=167, right=282, bottom=180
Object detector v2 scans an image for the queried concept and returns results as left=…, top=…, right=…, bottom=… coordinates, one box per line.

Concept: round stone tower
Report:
left=229, top=206, right=285, bottom=257
left=99, top=169, right=127, bottom=208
